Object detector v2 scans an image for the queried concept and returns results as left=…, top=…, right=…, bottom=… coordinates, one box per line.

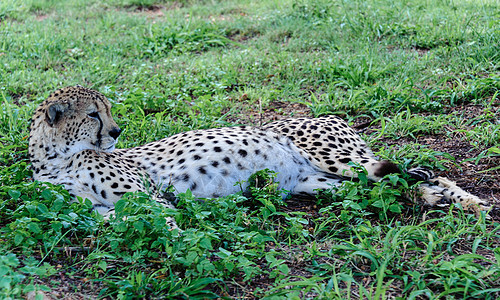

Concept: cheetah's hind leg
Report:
left=291, top=172, right=343, bottom=197
left=100, top=195, right=180, bottom=231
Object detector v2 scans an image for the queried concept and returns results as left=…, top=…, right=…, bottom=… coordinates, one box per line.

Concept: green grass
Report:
left=1, top=0, right=499, bottom=298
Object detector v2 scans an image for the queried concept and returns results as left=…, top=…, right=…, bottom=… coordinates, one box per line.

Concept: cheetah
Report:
left=28, top=86, right=488, bottom=229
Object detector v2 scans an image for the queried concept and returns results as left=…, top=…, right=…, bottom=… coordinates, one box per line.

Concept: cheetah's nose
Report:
left=109, top=127, right=122, bottom=140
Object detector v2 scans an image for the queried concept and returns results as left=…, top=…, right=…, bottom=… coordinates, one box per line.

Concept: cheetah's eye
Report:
left=88, top=112, right=99, bottom=119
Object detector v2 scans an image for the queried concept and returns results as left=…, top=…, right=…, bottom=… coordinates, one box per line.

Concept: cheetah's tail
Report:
left=406, top=168, right=489, bottom=215
left=373, top=161, right=489, bottom=214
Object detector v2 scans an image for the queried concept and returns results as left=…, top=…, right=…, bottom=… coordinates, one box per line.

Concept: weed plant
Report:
left=1, top=0, right=499, bottom=298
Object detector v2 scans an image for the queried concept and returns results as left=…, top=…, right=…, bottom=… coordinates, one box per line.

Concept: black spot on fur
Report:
left=328, top=166, right=338, bottom=173
left=238, top=149, right=247, bottom=157
left=339, top=158, right=350, bottom=164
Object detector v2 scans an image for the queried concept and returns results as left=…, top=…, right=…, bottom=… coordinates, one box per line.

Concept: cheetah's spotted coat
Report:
left=28, top=86, right=489, bottom=228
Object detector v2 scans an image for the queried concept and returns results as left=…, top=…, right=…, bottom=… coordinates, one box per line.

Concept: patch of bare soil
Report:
left=35, top=14, right=50, bottom=22
left=225, top=99, right=312, bottom=126
left=415, top=136, right=498, bottom=200
left=31, top=276, right=102, bottom=300
left=126, top=2, right=183, bottom=19
left=131, top=5, right=165, bottom=18
left=385, top=44, right=430, bottom=57
left=22, top=251, right=104, bottom=300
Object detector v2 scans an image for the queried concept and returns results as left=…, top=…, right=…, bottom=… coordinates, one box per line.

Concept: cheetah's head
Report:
left=30, top=86, right=121, bottom=157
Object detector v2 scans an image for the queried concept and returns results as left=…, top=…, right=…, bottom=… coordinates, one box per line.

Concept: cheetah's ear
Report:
left=46, top=102, right=69, bottom=126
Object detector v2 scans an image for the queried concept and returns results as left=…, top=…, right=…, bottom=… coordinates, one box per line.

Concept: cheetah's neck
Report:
left=29, top=121, right=73, bottom=180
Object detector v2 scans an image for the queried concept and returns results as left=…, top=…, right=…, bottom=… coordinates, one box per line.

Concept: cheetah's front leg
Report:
left=152, top=195, right=180, bottom=230
left=291, top=172, right=343, bottom=196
